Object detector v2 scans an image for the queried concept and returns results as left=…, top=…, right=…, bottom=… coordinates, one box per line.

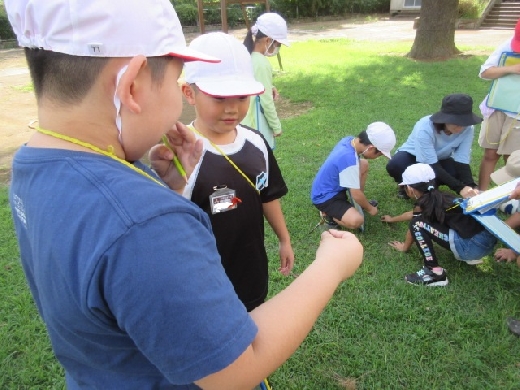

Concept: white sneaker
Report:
left=464, top=259, right=483, bottom=265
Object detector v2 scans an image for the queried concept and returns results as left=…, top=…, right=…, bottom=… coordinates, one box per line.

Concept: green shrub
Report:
left=271, top=0, right=389, bottom=19
left=175, top=3, right=199, bottom=26
left=1, top=1, right=15, bottom=41
left=226, top=5, right=244, bottom=28
left=193, top=4, right=250, bottom=28
left=458, top=0, right=486, bottom=19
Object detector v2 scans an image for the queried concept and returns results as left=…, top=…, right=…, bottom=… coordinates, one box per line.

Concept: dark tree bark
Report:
left=409, top=0, right=460, bottom=60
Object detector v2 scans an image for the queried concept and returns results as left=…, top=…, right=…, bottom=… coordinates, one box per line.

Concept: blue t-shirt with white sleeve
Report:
left=311, top=136, right=360, bottom=204
left=9, top=146, right=257, bottom=389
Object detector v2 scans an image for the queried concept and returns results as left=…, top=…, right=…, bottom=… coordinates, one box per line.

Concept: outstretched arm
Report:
left=388, top=229, right=414, bottom=253
left=349, top=188, right=378, bottom=216
left=195, top=229, right=363, bottom=390
left=381, top=210, right=414, bottom=223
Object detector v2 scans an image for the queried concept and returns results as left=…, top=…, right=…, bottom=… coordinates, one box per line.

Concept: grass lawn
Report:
left=1, top=38, right=520, bottom=389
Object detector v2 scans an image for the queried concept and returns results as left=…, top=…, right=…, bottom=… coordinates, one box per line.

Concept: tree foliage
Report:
left=271, top=0, right=390, bottom=18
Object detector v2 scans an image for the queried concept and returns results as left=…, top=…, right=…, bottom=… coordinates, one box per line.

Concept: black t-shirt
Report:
left=415, top=198, right=485, bottom=239
left=184, top=125, right=287, bottom=311
left=443, top=205, right=485, bottom=238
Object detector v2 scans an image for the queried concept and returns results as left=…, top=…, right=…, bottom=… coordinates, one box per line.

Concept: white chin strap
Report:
left=113, top=65, right=128, bottom=146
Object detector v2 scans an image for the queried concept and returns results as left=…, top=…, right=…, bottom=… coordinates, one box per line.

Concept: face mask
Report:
left=360, top=146, right=370, bottom=156
left=113, top=65, right=128, bottom=146
left=264, top=39, right=280, bottom=57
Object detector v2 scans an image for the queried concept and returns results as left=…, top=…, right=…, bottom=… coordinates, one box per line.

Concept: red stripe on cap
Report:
left=167, top=53, right=220, bottom=63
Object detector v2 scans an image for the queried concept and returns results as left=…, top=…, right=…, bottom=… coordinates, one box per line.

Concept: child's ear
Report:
left=116, top=55, right=147, bottom=114
left=182, top=83, right=196, bottom=105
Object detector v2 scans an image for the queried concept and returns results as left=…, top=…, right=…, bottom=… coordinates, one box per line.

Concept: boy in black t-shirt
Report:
left=181, top=32, right=294, bottom=311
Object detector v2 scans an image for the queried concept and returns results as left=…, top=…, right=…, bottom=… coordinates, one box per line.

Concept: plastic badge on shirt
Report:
left=209, top=185, right=242, bottom=214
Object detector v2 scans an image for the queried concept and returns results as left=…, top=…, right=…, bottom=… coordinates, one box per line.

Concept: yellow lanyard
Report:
left=188, top=125, right=260, bottom=194
left=32, top=125, right=165, bottom=187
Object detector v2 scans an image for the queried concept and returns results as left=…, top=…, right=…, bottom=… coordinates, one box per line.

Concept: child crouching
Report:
left=383, top=163, right=497, bottom=286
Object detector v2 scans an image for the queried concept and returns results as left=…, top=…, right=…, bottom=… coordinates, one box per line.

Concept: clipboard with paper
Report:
left=460, top=178, right=520, bottom=254
left=486, top=52, right=520, bottom=114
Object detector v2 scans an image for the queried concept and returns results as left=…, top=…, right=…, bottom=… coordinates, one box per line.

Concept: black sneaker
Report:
left=405, top=266, right=448, bottom=286
left=319, top=211, right=339, bottom=227
left=324, top=216, right=339, bottom=227
left=397, top=186, right=409, bottom=199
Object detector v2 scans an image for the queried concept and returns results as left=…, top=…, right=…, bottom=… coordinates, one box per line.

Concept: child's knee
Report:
left=339, top=209, right=364, bottom=229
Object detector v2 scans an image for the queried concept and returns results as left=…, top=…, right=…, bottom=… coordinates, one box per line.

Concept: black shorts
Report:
left=313, top=191, right=354, bottom=221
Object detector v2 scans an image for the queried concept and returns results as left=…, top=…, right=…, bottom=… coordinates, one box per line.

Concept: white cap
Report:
left=491, top=150, right=520, bottom=185
left=253, top=13, right=290, bottom=46
left=365, top=122, right=396, bottom=159
left=400, top=163, right=436, bottom=186
left=184, top=32, right=265, bottom=97
left=5, top=0, right=219, bottom=62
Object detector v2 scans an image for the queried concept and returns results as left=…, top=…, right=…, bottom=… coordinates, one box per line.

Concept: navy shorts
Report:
left=313, top=191, right=354, bottom=221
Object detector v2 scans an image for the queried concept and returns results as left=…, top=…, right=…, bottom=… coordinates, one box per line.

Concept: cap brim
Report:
left=277, top=38, right=290, bottom=47
left=196, top=78, right=265, bottom=97
left=491, top=166, right=514, bottom=186
left=168, top=47, right=220, bottom=63
left=430, top=112, right=483, bottom=126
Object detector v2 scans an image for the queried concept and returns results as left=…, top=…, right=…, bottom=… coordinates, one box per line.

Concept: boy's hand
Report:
left=388, top=241, right=407, bottom=252
left=272, top=86, right=280, bottom=101
left=460, top=186, right=479, bottom=198
left=366, top=199, right=378, bottom=216
left=278, top=241, right=295, bottom=276
left=150, top=122, right=203, bottom=192
left=316, top=229, right=363, bottom=281
left=380, top=215, right=394, bottom=223
left=510, top=182, right=520, bottom=200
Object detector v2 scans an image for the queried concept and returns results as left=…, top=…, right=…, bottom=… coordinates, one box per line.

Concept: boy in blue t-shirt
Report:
left=311, top=122, right=396, bottom=230
left=6, top=1, right=363, bottom=388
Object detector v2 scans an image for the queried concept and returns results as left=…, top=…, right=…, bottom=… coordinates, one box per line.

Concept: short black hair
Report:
left=357, top=130, right=371, bottom=146
left=25, top=48, right=173, bottom=104
left=433, top=123, right=446, bottom=133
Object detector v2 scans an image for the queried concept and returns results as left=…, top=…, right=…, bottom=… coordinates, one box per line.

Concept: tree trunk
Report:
left=408, top=0, right=460, bottom=60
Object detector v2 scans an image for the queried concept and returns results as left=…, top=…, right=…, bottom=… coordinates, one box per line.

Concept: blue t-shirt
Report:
left=397, top=115, right=474, bottom=164
left=9, top=147, right=257, bottom=389
left=311, top=136, right=360, bottom=204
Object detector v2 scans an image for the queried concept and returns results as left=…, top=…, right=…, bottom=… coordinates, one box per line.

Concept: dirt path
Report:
left=0, top=17, right=513, bottom=184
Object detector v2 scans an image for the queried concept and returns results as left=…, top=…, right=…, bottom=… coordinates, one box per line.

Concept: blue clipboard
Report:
left=486, top=52, right=520, bottom=115
left=460, top=178, right=520, bottom=254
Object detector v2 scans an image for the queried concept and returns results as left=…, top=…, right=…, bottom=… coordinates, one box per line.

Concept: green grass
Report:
left=0, top=186, right=64, bottom=389
left=1, top=38, right=520, bottom=389
left=11, top=83, right=34, bottom=93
